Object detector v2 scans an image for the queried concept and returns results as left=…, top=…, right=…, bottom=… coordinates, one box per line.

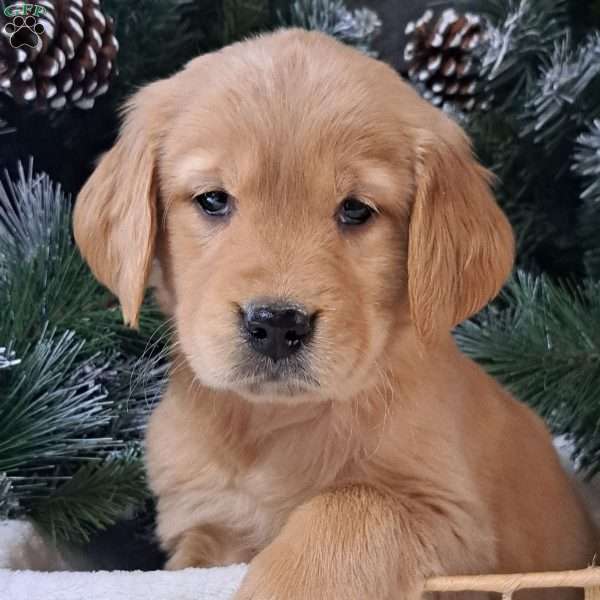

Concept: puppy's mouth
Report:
left=231, top=356, right=319, bottom=397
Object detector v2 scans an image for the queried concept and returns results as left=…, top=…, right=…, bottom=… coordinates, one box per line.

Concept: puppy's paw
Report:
left=234, top=576, right=319, bottom=600
left=233, top=546, right=348, bottom=600
left=233, top=558, right=304, bottom=600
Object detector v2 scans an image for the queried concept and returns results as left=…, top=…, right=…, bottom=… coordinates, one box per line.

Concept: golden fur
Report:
left=74, top=29, right=597, bottom=600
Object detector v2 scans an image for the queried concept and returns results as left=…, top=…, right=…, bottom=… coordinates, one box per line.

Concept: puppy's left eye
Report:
left=337, top=197, right=374, bottom=226
left=194, top=190, right=231, bottom=217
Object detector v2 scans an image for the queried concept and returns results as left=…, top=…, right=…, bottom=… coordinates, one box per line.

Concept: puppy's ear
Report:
left=408, top=117, right=514, bottom=342
left=74, top=82, right=167, bottom=327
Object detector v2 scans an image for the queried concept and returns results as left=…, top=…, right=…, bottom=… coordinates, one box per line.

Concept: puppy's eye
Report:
left=194, top=190, right=231, bottom=216
left=337, top=197, right=374, bottom=226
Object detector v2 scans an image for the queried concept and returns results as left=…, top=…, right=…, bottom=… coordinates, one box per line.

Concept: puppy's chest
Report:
left=193, top=422, right=354, bottom=550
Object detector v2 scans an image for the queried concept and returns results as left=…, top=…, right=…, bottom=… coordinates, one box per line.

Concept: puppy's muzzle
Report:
left=241, top=302, right=314, bottom=362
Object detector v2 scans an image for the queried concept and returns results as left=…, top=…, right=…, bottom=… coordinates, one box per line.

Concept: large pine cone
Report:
left=0, top=0, right=118, bottom=110
left=404, top=8, right=488, bottom=113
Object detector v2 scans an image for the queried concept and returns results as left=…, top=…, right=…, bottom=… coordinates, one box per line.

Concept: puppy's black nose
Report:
left=242, top=303, right=313, bottom=361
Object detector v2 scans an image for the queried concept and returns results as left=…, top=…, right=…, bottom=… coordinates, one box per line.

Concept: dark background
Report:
left=351, top=0, right=447, bottom=70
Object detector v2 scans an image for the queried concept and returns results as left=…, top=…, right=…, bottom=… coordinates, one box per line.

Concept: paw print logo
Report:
left=3, top=15, right=44, bottom=50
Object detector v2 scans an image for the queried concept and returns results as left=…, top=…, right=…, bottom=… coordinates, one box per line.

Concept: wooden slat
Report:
left=424, top=568, right=600, bottom=594
left=585, top=585, right=600, bottom=600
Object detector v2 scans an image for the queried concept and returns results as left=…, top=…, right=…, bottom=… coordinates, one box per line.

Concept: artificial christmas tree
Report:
left=0, top=161, right=168, bottom=542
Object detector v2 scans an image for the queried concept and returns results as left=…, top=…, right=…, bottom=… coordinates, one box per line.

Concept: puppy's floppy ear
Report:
left=74, top=81, right=167, bottom=328
left=408, top=116, right=514, bottom=342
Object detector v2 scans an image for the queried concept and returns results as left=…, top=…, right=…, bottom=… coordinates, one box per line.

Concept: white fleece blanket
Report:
left=0, top=521, right=247, bottom=599
left=0, top=566, right=247, bottom=600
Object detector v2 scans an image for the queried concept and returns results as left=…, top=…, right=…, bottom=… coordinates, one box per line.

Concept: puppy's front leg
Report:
left=234, top=484, right=445, bottom=600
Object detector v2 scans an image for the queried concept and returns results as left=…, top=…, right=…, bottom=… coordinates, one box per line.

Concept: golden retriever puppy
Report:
left=74, top=28, right=597, bottom=600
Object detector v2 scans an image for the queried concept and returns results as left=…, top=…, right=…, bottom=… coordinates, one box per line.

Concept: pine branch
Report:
left=448, top=0, right=568, bottom=108
left=521, top=32, right=600, bottom=154
left=455, top=272, right=600, bottom=476
left=573, top=119, right=600, bottom=278
left=0, top=346, right=19, bottom=370
left=0, top=162, right=122, bottom=353
left=0, top=473, right=16, bottom=519
left=0, top=161, right=169, bottom=541
left=29, top=449, right=148, bottom=543
left=280, top=0, right=381, bottom=56
left=484, top=0, right=567, bottom=97
left=0, top=328, right=116, bottom=474
left=574, top=118, right=600, bottom=206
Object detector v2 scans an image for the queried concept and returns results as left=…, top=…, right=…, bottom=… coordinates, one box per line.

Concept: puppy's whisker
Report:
left=126, top=316, right=177, bottom=412
left=137, top=315, right=177, bottom=366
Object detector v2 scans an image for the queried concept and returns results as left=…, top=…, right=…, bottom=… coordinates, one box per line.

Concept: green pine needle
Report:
left=522, top=32, right=600, bottom=153
left=0, top=473, right=16, bottom=519
left=573, top=119, right=600, bottom=278
left=0, top=161, right=169, bottom=541
left=30, top=450, right=148, bottom=543
left=0, top=327, right=116, bottom=475
left=448, top=0, right=568, bottom=108
left=0, top=162, right=122, bottom=354
left=280, top=0, right=381, bottom=55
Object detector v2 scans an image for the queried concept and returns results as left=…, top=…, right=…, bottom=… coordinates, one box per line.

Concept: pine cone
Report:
left=0, top=0, right=118, bottom=111
left=403, top=8, right=488, bottom=113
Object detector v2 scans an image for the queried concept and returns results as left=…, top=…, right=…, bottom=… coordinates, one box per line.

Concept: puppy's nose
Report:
left=242, top=303, right=313, bottom=361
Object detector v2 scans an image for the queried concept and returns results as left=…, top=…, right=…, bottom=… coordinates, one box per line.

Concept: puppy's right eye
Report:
left=194, top=191, right=231, bottom=217
left=337, top=197, right=375, bottom=226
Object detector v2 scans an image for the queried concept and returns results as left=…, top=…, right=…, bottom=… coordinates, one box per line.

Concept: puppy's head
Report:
left=74, top=29, right=514, bottom=402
